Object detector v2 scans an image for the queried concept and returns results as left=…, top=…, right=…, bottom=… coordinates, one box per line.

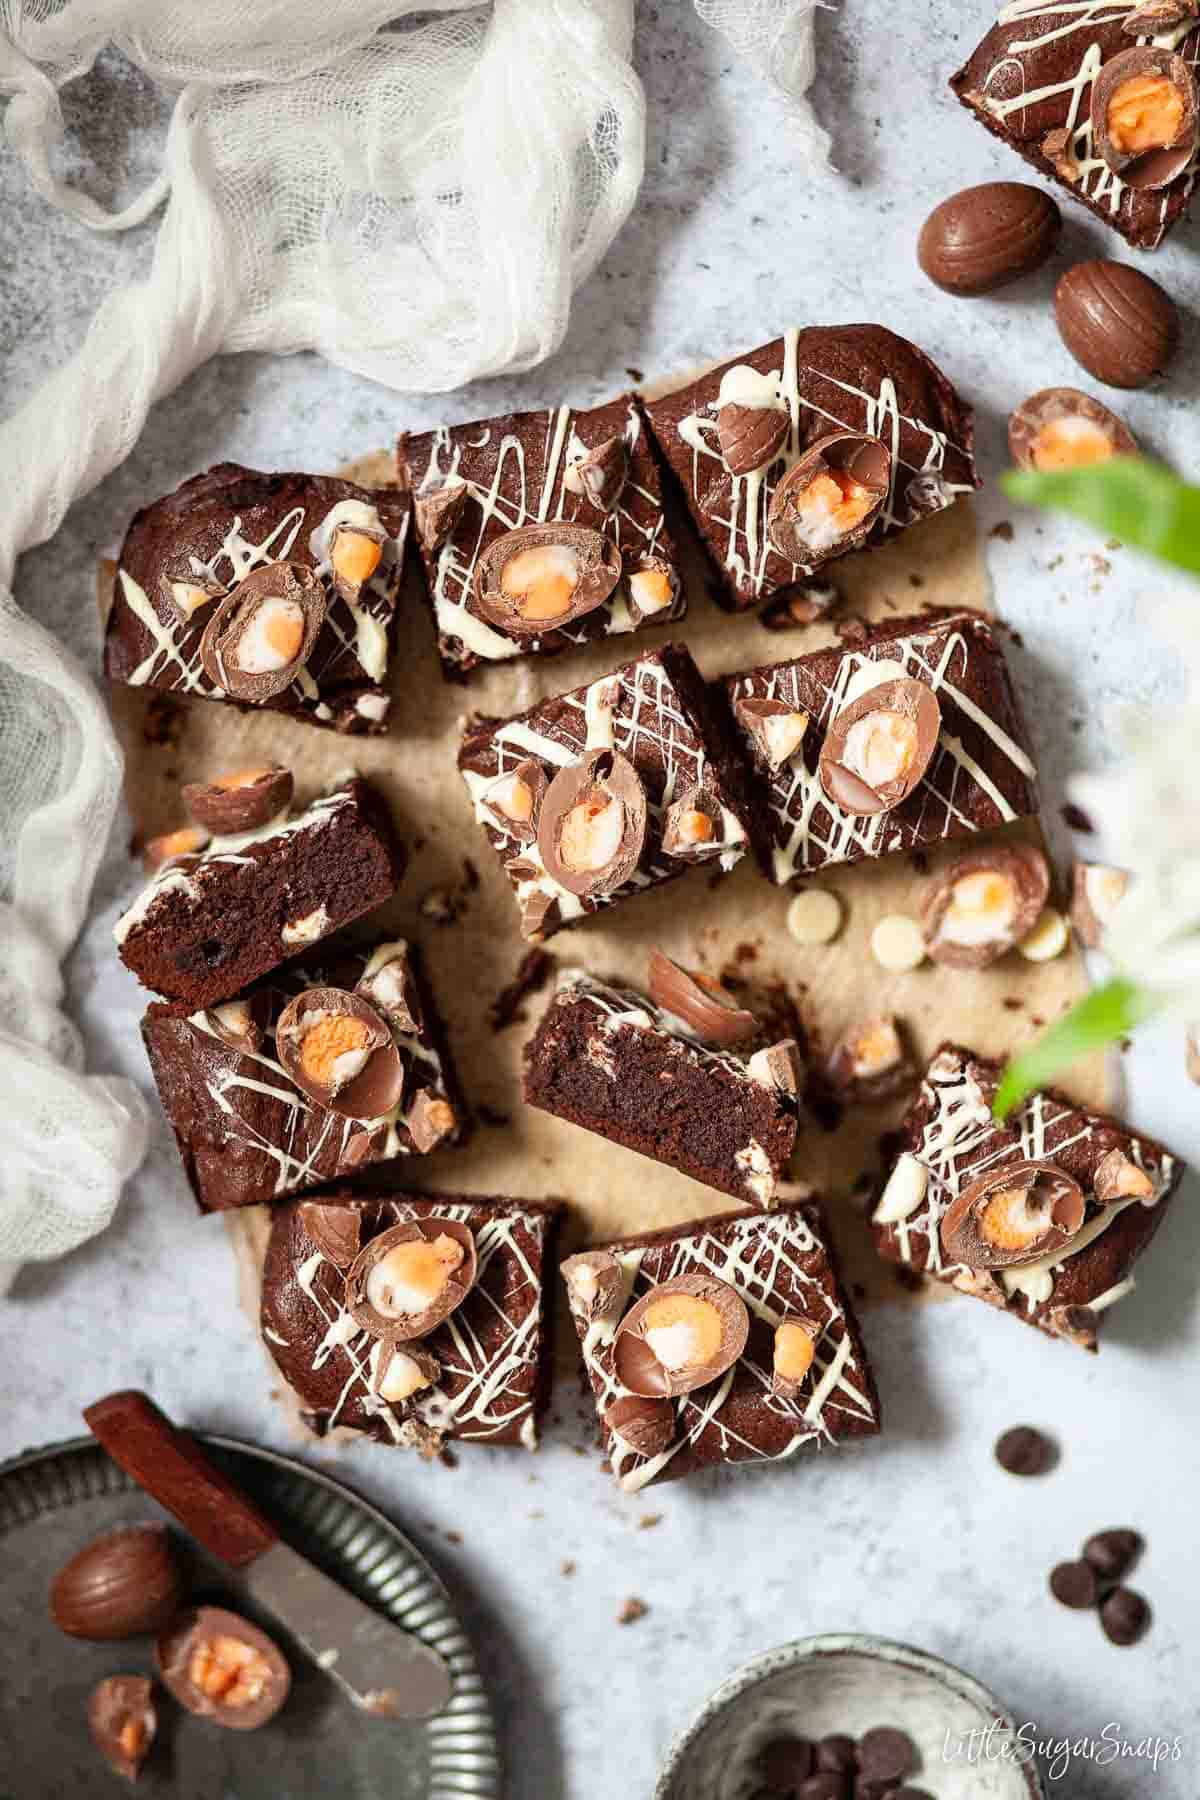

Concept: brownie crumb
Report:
left=989, top=520, right=1015, bottom=542
left=1002, top=997, right=1023, bottom=1011
left=617, top=1596, right=648, bottom=1626
left=444, top=1530, right=463, bottom=1545
left=561, top=1559, right=576, bottom=1578
left=893, top=1265, right=926, bottom=1294
left=908, top=572, right=925, bottom=588
left=476, top=1103, right=512, bottom=1128
left=142, top=691, right=184, bottom=747
left=438, top=1447, right=459, bottom=1470
left=489, top=949, right=554, bottom=1031
left=626, top=366, right=644, bottom=383
left=637, top=1514, right=662, bottom=1531
left=835, top=614, right=870, bottom=646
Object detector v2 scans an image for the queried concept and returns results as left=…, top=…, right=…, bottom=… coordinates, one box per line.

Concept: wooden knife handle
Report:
left=84, top=1390, right=278, bottom=1570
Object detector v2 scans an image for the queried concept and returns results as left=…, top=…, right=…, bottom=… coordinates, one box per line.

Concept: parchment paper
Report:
left=101, top=433, right=1109, bottom=1392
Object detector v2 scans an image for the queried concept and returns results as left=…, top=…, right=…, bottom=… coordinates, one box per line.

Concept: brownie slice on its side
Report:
left=524, top=969, right=802, bottom=1207
left=105, top=464, right=411, bottom=735
left=398, top=392, right=684, bottom=681
left=458, top=642, right=753, bottom=941
left=115, top=778, right=405, bottom=1008
left=564, top=1204, right=880, bottom=1492
left=261, top=1191, right=563, bottom=1455
left=951, top=11, right=1200, bottom=255
left=872, top=1043, right=1185, bottom=1352
left=643, top=324, right=976, bottom=612
left=143, top=939, right=467, bottom=1214
left=724, top=609, right=1038, bottom=886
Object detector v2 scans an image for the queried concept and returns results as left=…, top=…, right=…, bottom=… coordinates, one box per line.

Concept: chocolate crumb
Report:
left=617, top=1596, right=648, bottom=1626
left=488, top=948, right=553, bottom=1031
left=1002, top=997, right=1023, bottom=1011
left=476, top=1104, right=512, bottom=1128
left=637, top=1514, right=662, bottom=1531
left=908, top=573, right=925, bottom=588
left=438, top=1447, right=459, bottom=1470
left=893, top=1265, right=926, bottom=1294
left=626, top=366, right=644, bottom=383
left=444, top=1530, right=462, bottom=1545
left=989, top=520, right=1015, bottom=542
left=835, top=614, right=870, bottom=646
left=735, top=942, right=758, bottom=964
left=561, top=1559, right=576, bottom=1577
left=1061, top=802, right=1095, bottom=834
left=142, top=691, right=184, bottom=747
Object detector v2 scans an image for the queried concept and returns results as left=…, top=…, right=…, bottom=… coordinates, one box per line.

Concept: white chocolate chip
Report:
left=870, top=914, right=926, bottom=973
left=873, top=1152, right=929, bottom=1225
left=1018, top=907, right=1071, bottom=962
left=787, top=887, right=842, bottom=946
left=281, top=904, right=330, bottom=947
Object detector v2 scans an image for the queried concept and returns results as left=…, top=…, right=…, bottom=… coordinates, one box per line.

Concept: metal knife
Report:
left=83, top=1389, right=453, bottom=1720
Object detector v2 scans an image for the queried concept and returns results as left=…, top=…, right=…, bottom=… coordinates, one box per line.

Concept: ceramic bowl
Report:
left=655, top=1634, right=1044, bottom=1800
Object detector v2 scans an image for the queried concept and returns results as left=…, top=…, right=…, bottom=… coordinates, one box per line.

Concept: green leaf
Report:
left=992, top=978, right=1162, bottom=1122
left=1001, top=458, right=1200, bottom=574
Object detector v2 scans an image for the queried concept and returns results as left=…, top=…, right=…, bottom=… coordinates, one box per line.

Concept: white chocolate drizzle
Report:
left=412, top=399, right=677, bottom=666
left=728, top=613, right=1038, bottom=882
left=576, top=1210, right=877, bottom=1493
left=877, top=1046, right=1177, bottom=1333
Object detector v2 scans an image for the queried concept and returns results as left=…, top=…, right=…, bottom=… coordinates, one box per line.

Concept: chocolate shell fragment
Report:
left=275, top=987, right=405, bottom=1120
left=941, top=1159, right=1086, bottom=1269
left=1009, top=388, right=1136, bottom=472
left=614, top=1273, right=750, bottom=1398
left=923, top=843, right=1050, bottom=969
left=182, top=765, right=294, bottom=836
left=345, top=1218, right=478, bottom=1340
left=156, top=1606, right=290, bottom=1731
left=646, top=949, right=758, bottom=1046
left=818, top=677, right=941, bottom=817
left=951, top=8, right=1200, bottom=252
left=1091, top=46, right=1198, bottom=191
left=767, top=433, right=890, bottom=568
left=88, top=1675, right=157, bottom=1781
left=538, top=748, right=648, bottom=898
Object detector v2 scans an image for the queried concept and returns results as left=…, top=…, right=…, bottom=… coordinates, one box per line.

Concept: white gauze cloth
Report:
left=0, top=0, right=827, bottom=1279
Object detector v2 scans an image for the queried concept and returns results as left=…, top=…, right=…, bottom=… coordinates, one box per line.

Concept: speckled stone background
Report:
left=3, top=6, right=1199, bottom=1797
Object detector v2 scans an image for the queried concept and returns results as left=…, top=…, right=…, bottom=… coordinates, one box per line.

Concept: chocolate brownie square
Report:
left=115, top=778, right=405, bottom=1007
left=643, top=325, right=976, bottom=611
left=105, top=464, right=411, bottom=734
left=261, top=1191, right=562, bottom=1454
left=563, top=1203, right=880, bottom=1491
left=723, top=610, right=1038, bottom=885
left=458, top=643, right=752, bottom=940
left=143, top=939, right=466, bottom=1213
left=524, top=967, right=803, bottom=1207
left=398, top=393, right=685, bottom=679
left=872, top=1043, right=1184, bottom=1350
left=951, top=7, right=1200, bottom=253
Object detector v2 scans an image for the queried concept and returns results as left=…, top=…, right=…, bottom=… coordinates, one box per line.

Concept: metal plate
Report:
left=0, top=1434, right=501, bottom=1800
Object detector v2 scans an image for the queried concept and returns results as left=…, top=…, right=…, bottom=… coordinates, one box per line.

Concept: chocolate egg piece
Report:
left=767, top=433, right=891, bottom=566
left=604, top=1393, right=675, bottom=1457
left=156, top=1606, right=290, bottom=1731
left=1054, top=260, right=1179, bottom=390
left=478, top=759, right=548, bottom=845
left=918, top=182, right=1062, bottom=296
left=199, top=561, right=326, bottom=700
left=50, top=1522, right=184, bottom=1641
left=345, top=1218, right=478, bottom=1340
left=941, top=1159, right=1086, bottom=1269
left=538, top=747, right=647, bottom=898
left=569, top=434, right=630, bottom=512
left=1091, top=46, right=1198, bottom=190
left=923, top=844, right=1051, bottom=969
left=660, top=785, right=727, bottom=863
left=275, top=987, right=404, bottom=1119
left=473, top=523, right=621, bottom=635
left=819, top=677, right=941, bottom=817
left=414, top=478, right=468, bottom=556
left=1009, top=388, right=1136, bottom=472
left=717, top=398, right=790, bottom=476
left=182, top=764, right=294, bottom=836
left=613, top=1272, right=750, bottom=1399
left=647, top=948, right=759, bottom=1047
left=299, top=1200, right=364, bottom=1268
left=88, top=1674, right=157, bottom=1781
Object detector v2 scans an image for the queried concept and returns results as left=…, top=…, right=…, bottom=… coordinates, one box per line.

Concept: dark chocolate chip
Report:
left=857, top=1727, right=916, bottom=1783
left=757, top=1735, right=815, bottom=1789
left=1083, top=1528, right=1143, bottom=1583
left=815, top=1735, right=858, bottom=1774
left=995, top=1425, right=1057, bottom=1477
left=1050, top=1559, right=1100, bottom=1610
left=1100, top=1586, right=1151, bottom=1646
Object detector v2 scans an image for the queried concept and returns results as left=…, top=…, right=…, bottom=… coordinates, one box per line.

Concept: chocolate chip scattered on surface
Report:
left=995, top=1424, right=1057, bottom=1477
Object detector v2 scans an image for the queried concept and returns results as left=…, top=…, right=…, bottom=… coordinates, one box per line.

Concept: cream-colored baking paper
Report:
left=101, top=439, right=1107, bottom=1389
